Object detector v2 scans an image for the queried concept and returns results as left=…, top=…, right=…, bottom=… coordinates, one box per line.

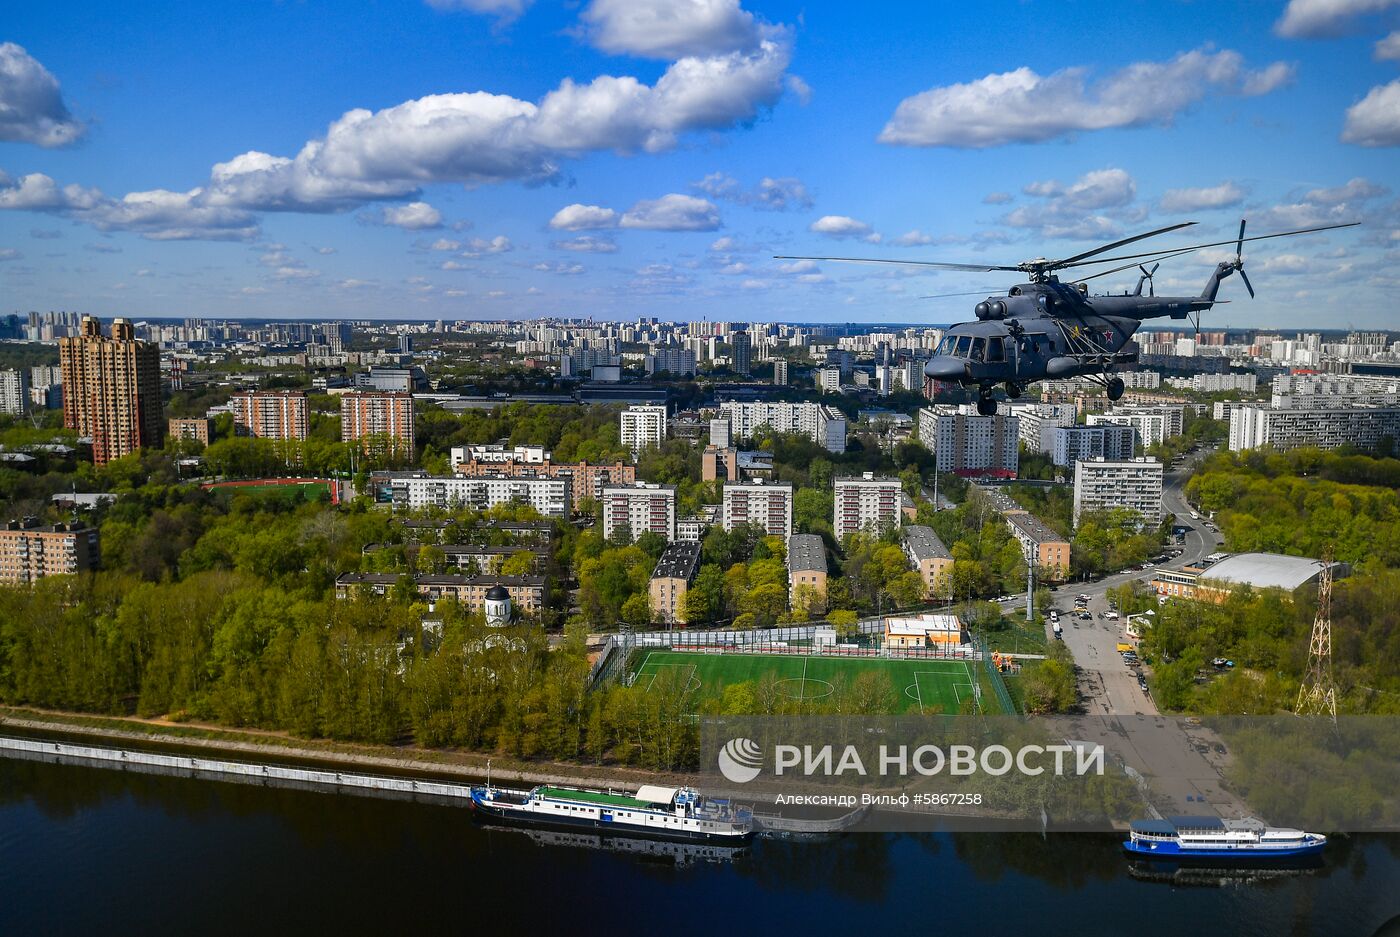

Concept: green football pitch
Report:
left=629, top=650, right=992, bottom=715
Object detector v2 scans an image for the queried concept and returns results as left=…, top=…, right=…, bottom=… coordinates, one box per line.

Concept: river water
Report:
left=1, top=756, right=1397, bottom=936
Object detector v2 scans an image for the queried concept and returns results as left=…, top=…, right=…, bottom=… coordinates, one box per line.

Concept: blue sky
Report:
left=2, top=0, right=1400, bottom=326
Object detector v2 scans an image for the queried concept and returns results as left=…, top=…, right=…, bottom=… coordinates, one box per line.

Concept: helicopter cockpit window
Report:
left=986, top=337, right=1006, bottom=362
left=969, top=337, right=986, bottom=361
left=953, top=336, right=973, bottom=358
left=936, top=336, right=955, bottom=356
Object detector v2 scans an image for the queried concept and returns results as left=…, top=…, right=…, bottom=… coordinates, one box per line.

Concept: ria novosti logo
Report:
left=717, top=737, right=764, bottom=783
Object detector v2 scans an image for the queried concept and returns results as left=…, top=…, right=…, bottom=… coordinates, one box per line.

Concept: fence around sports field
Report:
left=587, top=615, right=1021, bottom=714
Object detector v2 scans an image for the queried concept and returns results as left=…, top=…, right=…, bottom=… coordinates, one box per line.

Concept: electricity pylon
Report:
left=1295, top=547, right=1338, bottom=723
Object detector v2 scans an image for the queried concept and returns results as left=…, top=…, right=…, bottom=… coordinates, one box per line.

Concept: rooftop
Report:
left=902, top=525, right=951, bottom=561
left=787, top=534, right=827, bottom=573
left=651, top=540, right=702, bottom=581
left=1200, top=552, right=1348, bottom=592
left=1006, top=512, right=1068, bottom=545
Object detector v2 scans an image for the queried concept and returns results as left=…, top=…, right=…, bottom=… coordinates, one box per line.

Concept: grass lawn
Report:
left=981, top=611, right=1050, bottom=656
left=628, top=650, right=1007, bottom=715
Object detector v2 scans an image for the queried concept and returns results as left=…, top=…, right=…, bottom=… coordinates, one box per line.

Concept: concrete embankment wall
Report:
left=0, top=735, right=480, bottom=807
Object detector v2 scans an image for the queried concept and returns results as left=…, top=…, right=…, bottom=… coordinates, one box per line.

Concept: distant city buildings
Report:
left=230, top=390, right=309, bottom=440
left=644, top=347, right=697, bottom=377
left=620, top=404, right=667, bottom=457
left=0, top=518, right=100, bottom=583
left=601, top=482, right=676, bottom=541
left=58, top=316, right=164, bottom=465
left=1072, top=457, right=1163, bottom=527
left=773, top=359, right=789, bottom=385
left=721, top=480, right=794, bottom=539
left=449, top=449, right=634, bottom=506
left=833, top=473, right=902, bottom=541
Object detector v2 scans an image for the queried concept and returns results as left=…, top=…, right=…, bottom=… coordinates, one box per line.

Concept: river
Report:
left=1, top=756, right=1397, bottom=936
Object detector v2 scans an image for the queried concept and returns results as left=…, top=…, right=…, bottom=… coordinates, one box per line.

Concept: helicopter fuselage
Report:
left=923, top=269, right=1227, bottom=393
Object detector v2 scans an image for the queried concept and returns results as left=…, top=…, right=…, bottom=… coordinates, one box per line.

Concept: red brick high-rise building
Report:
left=340, top=391, right=415, bottom=457
left=59, top=316, right=164, bottom=465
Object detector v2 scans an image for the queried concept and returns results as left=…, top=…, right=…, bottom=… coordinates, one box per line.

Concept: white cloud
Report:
left=982, top=191, right=1012, bottom=205
left=314, top=245, right=337, bottom=255
left=273, top=266, right=318, bottom=280
left=0, top=248, right=21, bottom=261
left=381, top=201, right=443, bottom=230
left=1258, top=253, right=1311, bottom=274
left=549, top=203, right=620, bottom=230
left=440, top=260, right=469, bottom=271
left=999, top=168, right=1143, bottom=239
left=620, top=193, right=720, bottom=230
left=0, top=170, right=259, bottom=240
left=0, top=43, right=84, bottom=147
left=1275, top=0, right=1400, bottom=38
left=425, top=0, right=533, bottom=24
left=1343, top=79, right=1400, bottom=146
left=579, top=0, right=764, bottom=59
left=1158, top=181, right=1247, bottom=213
left=552, top=235, right=618, bottom=252
left=1304, top=177, right=1388, bottom=203
left=1378, top=31, right=1400, bottom=60
left=710, top=236, right=739, bottom=251
left=892, top=230, right=935, bottom=246
left=461, top=235, right=512, bottom=255
left=879, top=49, right=1293, bottom=148
left=785, top=74, right=812, bottom=105
left=4, top=26, right=794, bottom=239
left=533, top=261, right=585, bottom=275
left=810, top=215, right=879, bottom=241
left=693, top=172, right=811, bottom=210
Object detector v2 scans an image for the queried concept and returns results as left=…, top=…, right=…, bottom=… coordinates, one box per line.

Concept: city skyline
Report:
left=3, top=0, right=1400, bottom=325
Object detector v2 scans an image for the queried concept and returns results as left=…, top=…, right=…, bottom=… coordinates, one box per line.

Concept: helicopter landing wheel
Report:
left=976, top=393, right=998, bottom=416
left=1005, top=382, right=1023, bottom=399
left=1107, top=377, right=1125, bottom=401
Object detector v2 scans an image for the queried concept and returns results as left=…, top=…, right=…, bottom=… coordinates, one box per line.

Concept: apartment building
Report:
left=0, top=518, right=100, bottom=583
left=1229, top=404, right=1400, bottom=453
left=901, top=524, right=953, bottom=599
left=718, top=400, right=846, bottom=453
left=1087, top=405, right=1184, bottom=448
left=620, top=404, right=667, bottom=456
left=787, top=533, right=828, bottom=610
left=341, top=391, right=415, bottom=456
left=918, top=404, right=1019, bottom=477
left=59, top=316, right=164, bottom=465
left=1072, top=457, right=1164, bottom=527
left=721, top=480, right=794, bottom=539
left=833, top=473, right=902, bottom=541
left=230, top=390, right=309, bottom=439
left=335, top=572, right=545, bottom=616
left=168, top=417, right=212, bottom=445
left=388, top=474, right=570, bottom=517
left=649, top=540, right=702, bottom=625
left=1004, top=513, right=1071, bottom=580
left=1048, top=424, right=1136, bottom=467
left=601, top=482, right=676, bottom=541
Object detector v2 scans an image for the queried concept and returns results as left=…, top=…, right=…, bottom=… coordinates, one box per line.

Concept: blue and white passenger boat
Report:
left=1125, top=816, right=1326, bottom=860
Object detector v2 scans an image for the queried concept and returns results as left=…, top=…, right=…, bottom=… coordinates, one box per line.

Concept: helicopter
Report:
left=777, top=218, right=1357, bottom=414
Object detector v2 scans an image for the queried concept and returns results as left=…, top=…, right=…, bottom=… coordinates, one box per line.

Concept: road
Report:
left=1022, top=445, right=1249, bottom=817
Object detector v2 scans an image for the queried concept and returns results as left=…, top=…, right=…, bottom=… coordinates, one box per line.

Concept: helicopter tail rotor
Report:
left=1136, top=262, right=1159, bottom=297
left=1233, top=219, right=1255, bottom=299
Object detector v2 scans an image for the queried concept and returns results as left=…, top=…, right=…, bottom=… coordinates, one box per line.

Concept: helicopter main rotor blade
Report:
left=1235, top=219, right=1247, bottom=257
left=1057, top=221, right=1359, bottom=270
left=916, top=289, right=1001, bottom=300
left=771, top=255, right=1018, bottom=273
left=1074, top=248, right=1198, bottom=283
left=1051, top=222, right=1197, bottom=267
